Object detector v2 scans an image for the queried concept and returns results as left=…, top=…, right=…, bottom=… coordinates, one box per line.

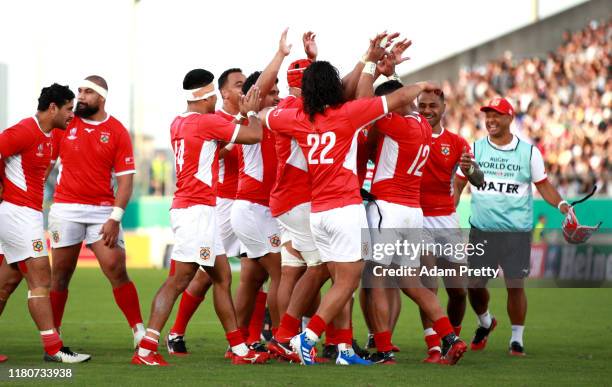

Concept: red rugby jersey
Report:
left=0, top=117, right=54, bottom=211
left=370, top=112, right=432, bottom=207
left=215, top=109, right=240, bottom=200
left=267, top=96, right=387, bottom=212
left=170, top=112, right=239, bottom=209
left=269, top=95, right=311, bottom=217
left=52, top=115, right=135, bottom=206
left=420, top=127, right=469, bottom=216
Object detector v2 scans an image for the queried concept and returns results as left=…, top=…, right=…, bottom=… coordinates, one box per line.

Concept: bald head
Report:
left=85, top=75, right=108, bottom=91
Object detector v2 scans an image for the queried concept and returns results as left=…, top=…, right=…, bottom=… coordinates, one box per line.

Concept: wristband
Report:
left=360, top=54, right=368, bottom=64
left=247, top=111, right=258, bottom=119
left=388, top=73, right=401, bottom=81
left=109, top=207, right=125, bottom=222
left=557, top=200, right=569, bottom=211
left=467, top=165, right=475, bottom=176
left=235, top=112, right=245, bottom=121
left=362, top=62, right=376, bottom=76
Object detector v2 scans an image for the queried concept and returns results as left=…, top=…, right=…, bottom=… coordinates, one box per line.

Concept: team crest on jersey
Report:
left=269, top=234, right=281, bottom=248
left=36, top=144, right=44, bottom=157
left=67, top=127, right=77, bottom=140
left=200, top=247, right=211, bottom=261
left=51, top=231, right=60, bottom=243
left=32, top=239, right=44, bottom=253
left=441, top=144, right=450, bottom=156
left=100, top=132, right=110, bottom=143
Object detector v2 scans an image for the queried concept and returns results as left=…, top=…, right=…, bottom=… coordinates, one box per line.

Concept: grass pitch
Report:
left=1, top=268, right=611, bottom=386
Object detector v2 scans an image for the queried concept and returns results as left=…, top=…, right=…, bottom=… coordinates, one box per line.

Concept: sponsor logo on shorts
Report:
left=100, top=132, right=111, bottom=143
left=441, top=144, right=450, bottom=156
left=269, top=234, right=281, bottom=248
left=200, top=247, right=211, bottom=261
left=51, top=231, right=60, bottom=243
left=32, top=239, right=44, bottom=253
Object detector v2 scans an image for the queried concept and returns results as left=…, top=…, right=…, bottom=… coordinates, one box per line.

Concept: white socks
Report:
left=478, top=310, right=492, bottom=329
left=511, top=325, right=524, bottom=346
left=424, top=328, right=436, bottom=337
left=133, top=323, right=145, bottom=334
left=302, top=317, right=311, bottom=332
left=232, top=343, right=249, bottom=357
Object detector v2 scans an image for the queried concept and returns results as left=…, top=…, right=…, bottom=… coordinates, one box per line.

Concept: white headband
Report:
left=184, top=84, right=216, bottom=101
left=79, top=79, right=108, bottom=99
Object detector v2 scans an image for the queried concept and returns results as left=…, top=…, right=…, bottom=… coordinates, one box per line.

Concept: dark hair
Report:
left=418, top=88, right=445, bottom=104
left=242, top=71, right=278, bottom=95
left=183, top=69, right=214, bottom=90
left=375, top=80, right=403, bottom=96
left=85, top=75, right=108, bottom=91
left=302, top=61, right=345, bottom=121
left=37, top=83, right=75, bottom=111
left=218, top=68, right=242, bottom=90
left=242, top=71, right=261, bottom=95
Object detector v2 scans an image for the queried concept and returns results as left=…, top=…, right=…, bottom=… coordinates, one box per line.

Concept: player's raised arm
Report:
left=233, top=86, right=263, bottom=144
left=303, top=31, right=318, bottom=61
left=355, top=33, right=389, bottom=99
left=345, top=32, right=392, bottom=100
left=385, top=81, right=439, bottom=113
left=255, top=28, right=292, bottom=98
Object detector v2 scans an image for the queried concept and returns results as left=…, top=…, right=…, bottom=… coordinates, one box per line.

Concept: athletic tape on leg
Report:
left=28, top=287, right=50, bottom=299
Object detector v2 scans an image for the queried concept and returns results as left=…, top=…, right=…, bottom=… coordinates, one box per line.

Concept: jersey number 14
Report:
left=174, top=139, right=185, bottom=173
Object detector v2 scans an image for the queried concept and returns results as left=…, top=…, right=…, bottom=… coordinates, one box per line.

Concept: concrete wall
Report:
left=402, top=0, right=611, bottom=83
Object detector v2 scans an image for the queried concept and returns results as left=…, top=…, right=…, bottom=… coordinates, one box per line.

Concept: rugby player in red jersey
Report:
left=46, top=76, right=145, bottom=348
left=354, top=38, right=467, bottom=365
left=0, top=84, right=90, bottom=363
left=132, top=69, right=268, bottom=366
left=166, top=68, right=251, bottom=355
left=417, top=89, right=484, bottom=363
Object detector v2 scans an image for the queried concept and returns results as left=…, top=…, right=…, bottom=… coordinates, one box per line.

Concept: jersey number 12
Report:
left=407, top=144, right=430, bottom=176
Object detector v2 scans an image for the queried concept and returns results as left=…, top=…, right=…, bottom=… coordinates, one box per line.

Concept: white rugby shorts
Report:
left=422, top=212, right=466, bottom=264
left=170, top=204, right=217, bottom=267
left=366, top=200, right=423, bottom=267
left=216, top=197, right=240, bottom=257
left=48, top=203, right=125, bottom=249
left=231, top=200, right=281, bottom=258
left=310, top=204, right=370, bottom=263
left=0, top=201, right=48, bottom=264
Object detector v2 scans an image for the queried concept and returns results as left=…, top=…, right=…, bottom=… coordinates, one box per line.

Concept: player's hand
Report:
left=416, top=81, right=442, bottom=93
left=364, top=32, right=391, bottom=63
left=389, top=38, right=412, bottom=66
left=240, top=86, right=261, bottom=115
left=278, top=27, right=292, bottom=57
left=303, top=31, right=318, bottom=60
left=459, top=146, right=475, bottom=174
left=376, top=54, right=395, bottom=77
left=100, top=219, right=120, bottom=248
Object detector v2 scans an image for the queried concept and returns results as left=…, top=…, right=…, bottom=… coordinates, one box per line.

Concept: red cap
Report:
left=287, top=59, right=312, bottom=88
left=480, top=97, right=514, bottom=116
